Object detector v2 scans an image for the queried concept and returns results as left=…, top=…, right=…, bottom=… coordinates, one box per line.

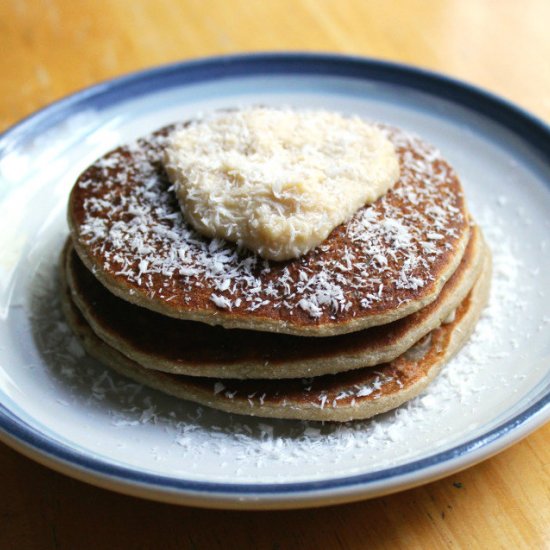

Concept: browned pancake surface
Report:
left=69, top=123, right=469, bottom=335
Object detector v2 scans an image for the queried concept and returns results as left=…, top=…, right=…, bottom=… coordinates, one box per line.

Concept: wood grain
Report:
left=1, top=1, right=549, bottom=548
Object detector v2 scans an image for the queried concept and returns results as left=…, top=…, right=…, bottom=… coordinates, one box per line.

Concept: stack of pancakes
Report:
left=61, top=122, right=491, bottom=422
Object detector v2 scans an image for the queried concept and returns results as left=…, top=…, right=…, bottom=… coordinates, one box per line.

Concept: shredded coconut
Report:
left=164, top=108, right=400, bottom=260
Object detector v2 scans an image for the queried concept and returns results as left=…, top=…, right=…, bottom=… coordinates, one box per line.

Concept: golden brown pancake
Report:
left=60, top=249, right=491, bottom=422
left=64, top=225, right=485, bottom=379
left=68, top=123, right=470, bottom=336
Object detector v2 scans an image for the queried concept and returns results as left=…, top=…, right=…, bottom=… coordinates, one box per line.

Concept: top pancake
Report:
left=69, top=122, right=469, bottom=336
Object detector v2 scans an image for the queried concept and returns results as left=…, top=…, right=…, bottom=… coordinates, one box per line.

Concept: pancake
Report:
left=60, top=249, right=492, bottom=422
left=68, top=123, right=470, bottom=336
left=64, top=225, right=485, bottom=379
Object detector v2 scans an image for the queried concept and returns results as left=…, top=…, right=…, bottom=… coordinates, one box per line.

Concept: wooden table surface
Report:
left=1, top=1, right=549, bottom=548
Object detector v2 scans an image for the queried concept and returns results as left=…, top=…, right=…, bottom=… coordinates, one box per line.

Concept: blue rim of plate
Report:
left=0, top=53, right=549, bottom=503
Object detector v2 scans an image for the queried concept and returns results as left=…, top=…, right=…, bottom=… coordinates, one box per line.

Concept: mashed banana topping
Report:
left=164, top=108, right=400, bottom=261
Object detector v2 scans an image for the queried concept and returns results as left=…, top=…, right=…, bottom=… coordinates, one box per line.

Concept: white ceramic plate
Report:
left=0, top=54, right=549, bottom=509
